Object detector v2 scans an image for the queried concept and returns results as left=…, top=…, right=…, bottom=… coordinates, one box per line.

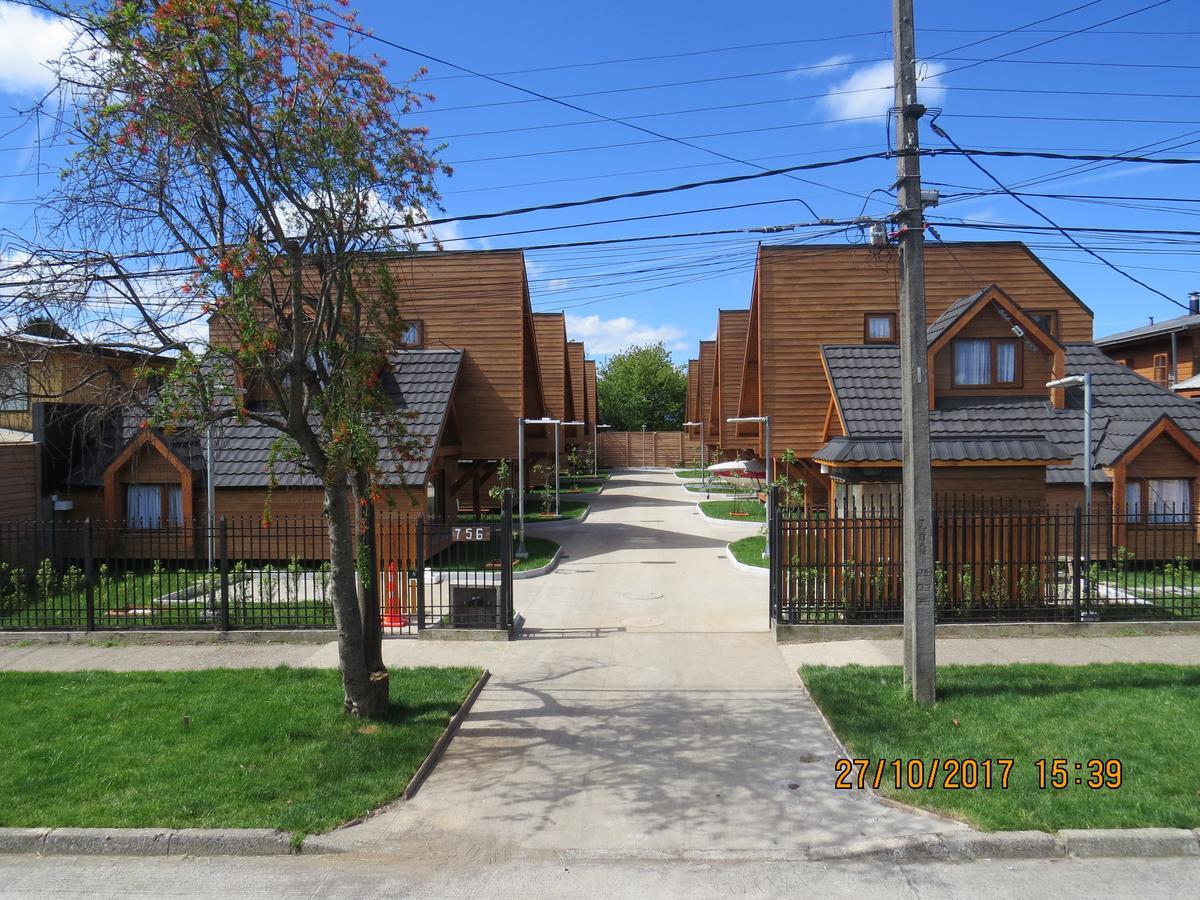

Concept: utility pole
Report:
left=893, top=0, right=936, bottom=704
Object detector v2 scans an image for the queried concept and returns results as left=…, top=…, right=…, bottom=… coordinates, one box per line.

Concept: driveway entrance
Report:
left=516, top=468, right=766, bottom=633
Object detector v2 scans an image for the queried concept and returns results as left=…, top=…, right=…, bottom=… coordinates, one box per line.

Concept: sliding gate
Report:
left=414, top=495, right=515, bottom=635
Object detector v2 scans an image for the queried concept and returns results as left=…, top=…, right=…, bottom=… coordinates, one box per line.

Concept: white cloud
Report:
left=819, top=59, right=947, bottom=121
left=789, top=53, right=854, bottom=79
left=566, top=314, right=687, bottom=355
left=0, top=2, right=75, bottom=96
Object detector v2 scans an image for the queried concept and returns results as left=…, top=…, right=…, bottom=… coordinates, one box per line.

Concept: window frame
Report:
left=1152, top=352, right=1170, bottom=387
left=0, top=363, right=30, bottom=412
left=951, top=337, right=1022, bottom=388
left=125, top=483, right=185, bottom=530
left=1126, top=478, right=1194, bottom=525
left=1026, top=309, right=1059, bottom=338
left=397, top=320, right=424, bottom=348
left=863, top=312, right=897, bottom=344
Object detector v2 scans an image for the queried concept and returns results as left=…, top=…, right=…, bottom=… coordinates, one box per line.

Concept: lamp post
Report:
left=560, top=420, right=584, bottom=516
left=516, top=416, right=527, bottom=559
left=684, top=420, right=708, bottom=498
left=522, top=417, right=559, bottom=538
left=1048, top=374, right=1092, bottom=610
left=593, top=423, right=611, bottom=476
left=727, top=415, right=771, bottom=559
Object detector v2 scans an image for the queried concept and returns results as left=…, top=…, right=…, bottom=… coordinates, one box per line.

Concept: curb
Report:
left=0, top=827, right=295, bottom=856
left=401, top=668, right=491, bottom=800
left=725, top=544, right=769, bottom=577
left=514, top=545, right=562, bottom=580
left=523, top=504, right=590, bottom=528
left=695, top=503, right=764, bottom=529
left=0, top=629, right=335, bottom=646
left=556, top=828, right=1200, bottom=863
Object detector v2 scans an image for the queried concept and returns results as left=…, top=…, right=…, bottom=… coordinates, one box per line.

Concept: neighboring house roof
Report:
left=78, top=349, right=461, bottom=489
left=819, top=342, right=1200, bottom=483
left=814, top=436, right=1069, bottom=465
left=1095, top=313, right=1200, bottom=347
left=924, top=288, right=988, bottom=347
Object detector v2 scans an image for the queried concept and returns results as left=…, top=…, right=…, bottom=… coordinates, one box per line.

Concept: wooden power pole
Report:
left=892, top=0, right=937, bottom=704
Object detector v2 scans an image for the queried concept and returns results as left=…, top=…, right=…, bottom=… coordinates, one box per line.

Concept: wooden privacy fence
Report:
left=597, top=430, right=701, bottom=468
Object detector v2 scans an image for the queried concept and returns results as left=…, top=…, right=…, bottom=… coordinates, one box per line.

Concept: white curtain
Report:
left=866, top=316, right=892, bottom=340
left=995, top=342, right=1016, bottom=383
left=1148, top=479, right=1191, bottom=524
left=126, top=484, right=162, bottom=528
left=954, top=339, right=991, bottom=385
left=1125, top=481, right=1142, bottom=522
left=166, top=486, right=184, bottom=527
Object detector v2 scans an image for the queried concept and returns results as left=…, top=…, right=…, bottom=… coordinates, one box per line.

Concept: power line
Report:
left=927, top=116, right=1189, bottom=311
left=930, top=0, right=1106, bottom=57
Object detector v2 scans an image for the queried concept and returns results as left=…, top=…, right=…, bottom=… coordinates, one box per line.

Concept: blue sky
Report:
left=0, top=0, right=1198, bottom=360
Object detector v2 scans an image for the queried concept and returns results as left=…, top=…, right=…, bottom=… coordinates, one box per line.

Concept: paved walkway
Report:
left=2, top=469, right=1195, bottom=861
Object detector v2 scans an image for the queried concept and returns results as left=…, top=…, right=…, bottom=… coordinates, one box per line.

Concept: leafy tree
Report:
left=13, top=1, right=448, bottom=718
left=596, top=342, right=687, bottom=431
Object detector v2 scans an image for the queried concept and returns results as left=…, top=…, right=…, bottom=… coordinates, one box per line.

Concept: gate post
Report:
left=218, top=517, right=230, bottom=631
left=1072, top=505, right=1082, bottom=622
left=502, top=491, right=515, bottom=630
left=84, top=518, right=95, bottom=632
left=768, top=486, right=781, bottom=625
left=415, top=515, right=426, bottom=632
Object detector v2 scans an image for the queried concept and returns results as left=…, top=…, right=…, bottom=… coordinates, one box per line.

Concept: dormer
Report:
left=926, top=284, right=1067, bottom=410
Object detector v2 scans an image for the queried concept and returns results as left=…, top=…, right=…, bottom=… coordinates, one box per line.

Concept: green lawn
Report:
left=1, top=570, right=212, bottom=630
left=560, top=480, right=604, bottom=494
left=801, top=663, right=1200, bottom=831
left=699, top=499, right=765, bottom=522
left=674, top=469, right=706, bottom=479
left=685, top=481, right=748, bottom=495
left=0, top=666, right=482, bottom=836
left=427, top=536, right=559, bottom=572
left=728, top=535, right=767, bottom=568
left=514, top=499, right=588, bottom=521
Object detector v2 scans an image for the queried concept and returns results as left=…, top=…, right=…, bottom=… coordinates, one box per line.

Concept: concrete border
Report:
left=725, top=543, right=769, bottom=578
left=695, top=503, right=765, bottom=529
left=775, top=620, right=1200, bottom=642
left=401, top=668, right=491, bottom=800
left=523, top=503, right=590, bottom=528
left=0, top=629, right=335, bottom=646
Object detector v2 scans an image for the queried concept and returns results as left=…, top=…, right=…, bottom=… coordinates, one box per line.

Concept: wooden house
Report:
left=707, top=309, right=753, bottom=459
left=1095, top=292, right=1200, bottom=397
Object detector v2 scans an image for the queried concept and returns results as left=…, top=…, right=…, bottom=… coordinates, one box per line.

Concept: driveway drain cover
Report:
left=623, top=590, right=664, bottom=600
left=621, top=616, right=664, bottom=628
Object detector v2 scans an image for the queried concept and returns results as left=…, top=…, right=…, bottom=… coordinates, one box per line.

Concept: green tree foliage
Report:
left=596, top=342, right=687, bottom=431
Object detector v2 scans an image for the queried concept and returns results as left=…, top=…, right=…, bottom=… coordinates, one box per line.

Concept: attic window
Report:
left=953, top=338, right=1019, bottom=387
left=864, top=313, right=896, bottom=343
left=1152, top=353, right=1170, bottom=387
left=0, top=364, right=28, bottom=411
left=398, top=320, right=423, bottom=348
left=1027, top=310, right=1058, bottom=337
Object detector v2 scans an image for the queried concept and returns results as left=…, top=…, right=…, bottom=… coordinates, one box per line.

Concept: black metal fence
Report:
left=0, top=502, right=515, bottom=635
left=416, top=507, right=515, bottom=634
left=769, top=489, right=1200, bottom=625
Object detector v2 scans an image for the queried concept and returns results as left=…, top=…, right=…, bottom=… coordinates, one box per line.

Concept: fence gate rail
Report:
left=415, top=494, right=515, bottom=636
left=767, top=487, right=1200, bottom=627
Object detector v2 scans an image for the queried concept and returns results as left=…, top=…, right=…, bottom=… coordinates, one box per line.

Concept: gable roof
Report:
left=1096, top=313, right=1200, bottom=347
left=819, top=342, right=1200, bottom=482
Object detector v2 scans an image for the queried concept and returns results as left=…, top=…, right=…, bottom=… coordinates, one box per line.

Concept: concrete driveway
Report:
left=316, top=468, right=962, bottom=857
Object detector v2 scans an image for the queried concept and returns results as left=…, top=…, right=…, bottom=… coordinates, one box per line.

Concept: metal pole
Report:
left=703, top=421, right=709, bottom=499
left=554, top=422, right=561, bottom=517
left=206, top=423, right=216, bottom=572
left=642, top=424, right=647, bottom=467
left=516, top=417, right=527, bottom=559
left=763, top=416, right=772, bottom=560
left=1083, top=373, right=1093, bottom=607
left=893, top=0, right=936, bottom=704
left=592, top=421, right=598, bottom=476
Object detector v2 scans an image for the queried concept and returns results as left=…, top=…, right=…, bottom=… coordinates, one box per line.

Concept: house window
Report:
left=1148, top=478, right=1191, bottom=524
left=398, top=320, right=423, bottom=348
left=1152, top=353, right=1170, bottom=387
left=126, top=484, right=183, bottom=528
left=0, top=364, right=28, bottom=411
left=1027, top=310, right=1058, bottom=337
left=864, top=313, right=896, bottom=343
left=952, top=338, right=1019, bottom=387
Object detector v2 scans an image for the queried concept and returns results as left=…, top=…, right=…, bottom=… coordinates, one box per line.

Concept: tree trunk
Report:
left=325, top=479, right=389, bottom=718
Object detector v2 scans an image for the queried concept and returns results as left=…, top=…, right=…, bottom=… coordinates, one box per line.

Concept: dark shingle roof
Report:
left=73, top=349, right=461, bottom=489
left=1095, top=313, right=1200, bottom=347
left=925, top=288, right=988, bottom=347
left=814, top=435, right=1069, bottom=465
left=820, top=342, right=1200, bottom=483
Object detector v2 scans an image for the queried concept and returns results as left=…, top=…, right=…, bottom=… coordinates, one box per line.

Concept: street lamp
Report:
left=593, top=423, right=611, bottom=476
left=684, top=421, right=709, bottom=498
left=520, top=417, right=559, bottom=554
left=727, top=415, right=771, bottom=559
left=560, top=420, right=584, bottom=516
left=1048, top=374, right=1093, bottom=614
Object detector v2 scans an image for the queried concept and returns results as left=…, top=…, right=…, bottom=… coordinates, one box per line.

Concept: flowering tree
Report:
left=13, top=0, right=449, bottom=717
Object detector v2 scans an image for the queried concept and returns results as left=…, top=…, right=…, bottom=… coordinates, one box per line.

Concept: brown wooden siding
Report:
left=532, top=313, right=568, bottom=420
left=698, top=340, right=716, bottom=447
left=932, top=304, right=1055, bottom=401
left=584, top=359, right=597, bottom=429
left=0, top=442, right=39, bottom=524
left=716, top=310, right=751, bottom=450
left=565, top=341, right=587, bottom=443
left=932, top=466, right=1048, bottom=507
left=686, top=360, right=698, bottom=424
left=1099, top=333, right=1193, bottom=389
left=755, top=243, right=1095, bottom=459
